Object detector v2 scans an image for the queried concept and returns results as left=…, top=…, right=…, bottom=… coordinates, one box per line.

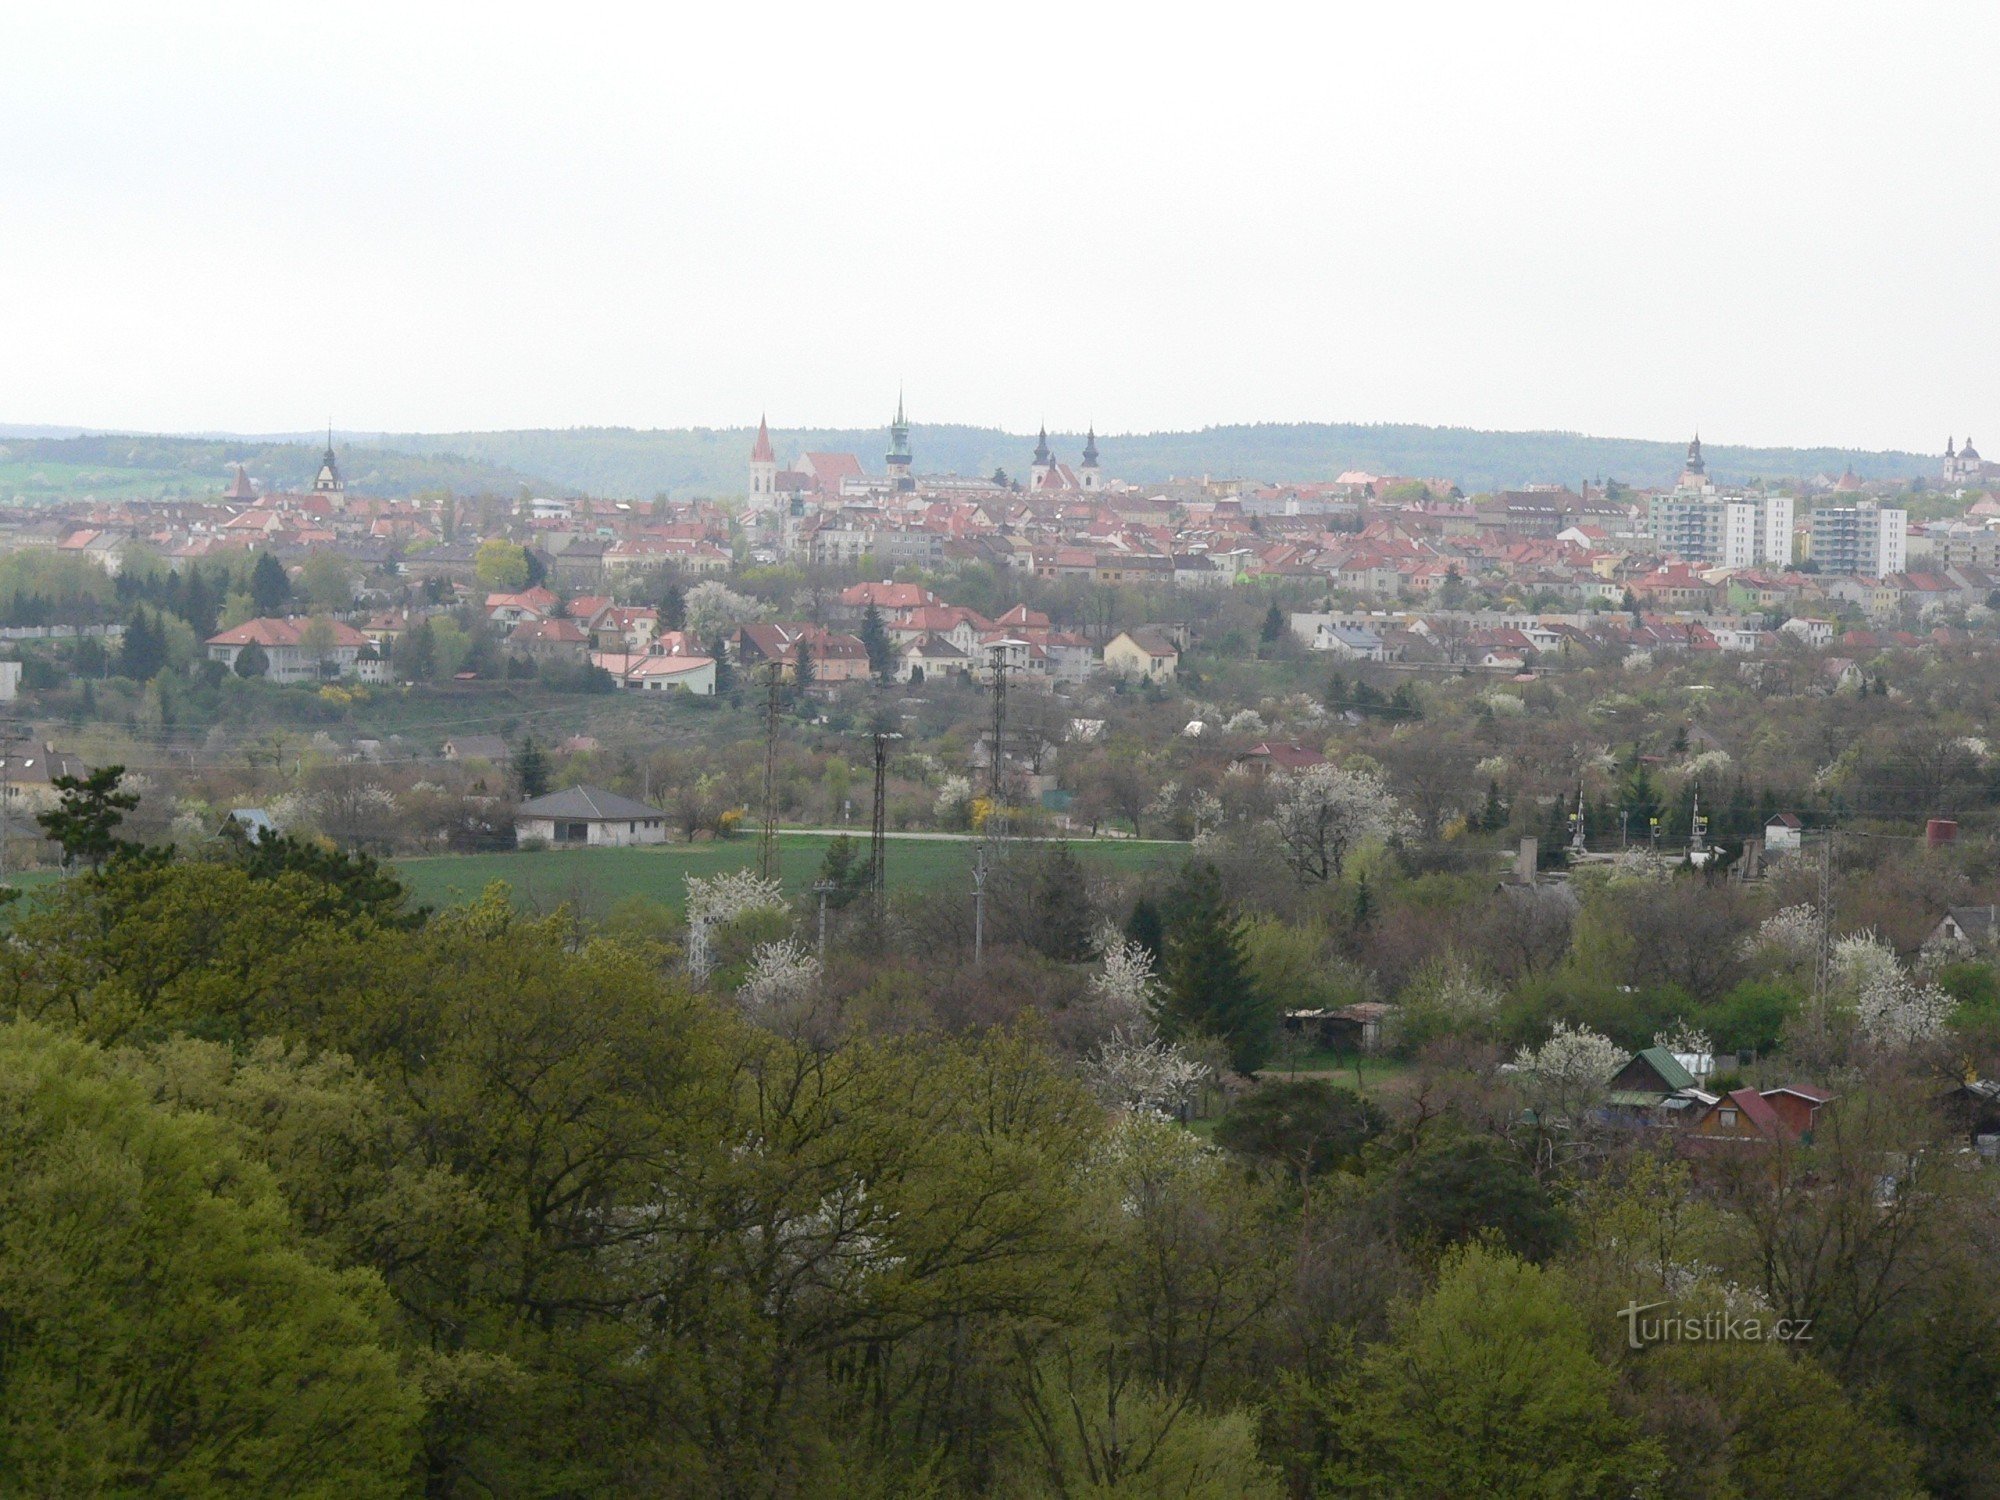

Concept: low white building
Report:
left=514, top=784, right=668, bottom=846
left=205, top=618, right=376, bottom=682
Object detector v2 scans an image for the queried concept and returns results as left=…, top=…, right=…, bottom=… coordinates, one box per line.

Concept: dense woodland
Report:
left=9, top=716, right=2000, bottom=1497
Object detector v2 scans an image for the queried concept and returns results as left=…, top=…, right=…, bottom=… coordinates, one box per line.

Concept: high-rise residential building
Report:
left=1647, top=435, right=1793, bottom=567
left=1810, top=500, right=1908, bottom=579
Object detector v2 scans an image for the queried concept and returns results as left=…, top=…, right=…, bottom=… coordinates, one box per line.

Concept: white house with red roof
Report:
left=206, top=618, right=379, bottom=683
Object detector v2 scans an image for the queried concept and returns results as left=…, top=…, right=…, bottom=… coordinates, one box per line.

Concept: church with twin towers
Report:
left=747, top=402, right=1106, bottom=510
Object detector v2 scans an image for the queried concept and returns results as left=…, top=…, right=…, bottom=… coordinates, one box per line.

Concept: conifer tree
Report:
left=1157, top=861, right=1271, bottom=1073
left=250, top=552, right=291, bottom=615
left=514, top=735, right=551, bottom=800
left=859, top=604, right=894, bottom=682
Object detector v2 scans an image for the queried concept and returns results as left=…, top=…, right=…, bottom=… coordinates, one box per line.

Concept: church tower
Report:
left=313, top=428, right=345, bottom=505
left=1677, top=432, right=1713, bottom=494
left=1030, top=425, right=1054, bottom=491
left=885, top=392, right=913, bottom=492
left=749, top=414, right=778, bottom=513
left=1079, top=426, right=1101, bottom=491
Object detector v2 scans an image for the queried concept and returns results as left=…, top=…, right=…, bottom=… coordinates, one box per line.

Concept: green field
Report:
left=392, top=833, right=1180, bottom=915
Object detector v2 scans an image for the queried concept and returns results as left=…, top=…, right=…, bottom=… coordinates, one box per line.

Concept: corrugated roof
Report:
left=1635, top=1046, right=1699, bottom=1093
left=515, top=784, right=663, bottom=822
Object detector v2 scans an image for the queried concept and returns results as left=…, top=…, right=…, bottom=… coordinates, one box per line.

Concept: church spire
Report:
left=1081, top=425, right=1099, bottom=467
left=1033, top=425, right=1051, bottom=466
left=751, top=413, right=775, bottom=464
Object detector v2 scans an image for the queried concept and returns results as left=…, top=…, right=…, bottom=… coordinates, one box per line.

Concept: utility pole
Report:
left=869, top=729, right=901, bottom=905
left=986, top=643, right=1010, bottom=801
left=758, top=663, right=782, bottom=881
left=812, top=879, right=837, bottom=957
left=972, top=839, right=988, bottom=966
left=1814, top=827, right=1836, bottom=1010
left=1620, top=809, right=1629, bottom=849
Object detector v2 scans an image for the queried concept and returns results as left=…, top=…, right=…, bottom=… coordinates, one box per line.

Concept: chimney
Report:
left=1739, top=837, right=1763, bottom=881
left=1516, top=837, right=1538, bottom=882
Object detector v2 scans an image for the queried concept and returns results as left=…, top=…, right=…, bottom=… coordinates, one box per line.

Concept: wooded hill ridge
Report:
left=2, top=421, right=1935, bottom=500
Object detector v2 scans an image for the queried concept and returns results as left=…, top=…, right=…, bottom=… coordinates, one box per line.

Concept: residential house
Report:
left=1103, top=628, right=1180, bottom=683
left=205, top=618, right=375, bottom=682
left=514, top=785, right=667, bottom=847
left=590, top=652, right=718, bottom=694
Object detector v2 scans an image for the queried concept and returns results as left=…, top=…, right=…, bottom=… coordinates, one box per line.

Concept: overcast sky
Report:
left=3, top=3, right=1995, bottom=450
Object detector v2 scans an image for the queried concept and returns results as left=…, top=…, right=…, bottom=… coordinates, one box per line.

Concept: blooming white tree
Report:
left=1742, top=903, right=1822, bottom=966
left=738, top=939, right=821, bottom=1009
left=1087, top=1027, right=1210, bottom=1115
left=933, top=775, right=974, bottom=829
left=1511, top=1022, right=1628, bottom=1132
left=1089, top=937, right=1160, bottom=1027
left=685, top=869, right=785, bottom=980
left=1272, top=763, right=1410, bottom=882
left=1653, top=1018, right=1713, bottom=1059
left=1834, top=931, right=1954, bottom=1049
left=682, top=580, right=767, bottom=639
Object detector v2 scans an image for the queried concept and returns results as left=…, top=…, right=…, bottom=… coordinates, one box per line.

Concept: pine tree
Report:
left=117, top=609, right=165, bottom=680
left=250, top=553, right=291, bottom=615
left=708, top=633, right=735, bottom=698
left=1480, top=778, right=1507, bottom=833
left=791, top=639, right=815, bottom=694
left=1030, top=843, right=1094, bottom=963
left=661, top=584, right=686, bottom=631
left=1351, top=872, right=1376, bottom=930
left=181, top=566, right=218, bottom=637
left=514, top=735, right=551, bottom=800
left=1124, top=895, right=1165, bottom=962
left=233, top=641, right=269, bottom=679
left=1158, top=862, right=1271, bottom=1073
left=1260, top=604, right=1285, bottom=644
left=859, top=605, right=895, bottom=682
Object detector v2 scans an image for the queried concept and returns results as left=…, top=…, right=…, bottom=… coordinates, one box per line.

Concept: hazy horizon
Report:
left=5, top=4, right=1995, bottom=451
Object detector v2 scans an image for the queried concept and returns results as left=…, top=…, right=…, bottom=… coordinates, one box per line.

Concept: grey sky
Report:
left=3, top=2, right=1994, bottom=450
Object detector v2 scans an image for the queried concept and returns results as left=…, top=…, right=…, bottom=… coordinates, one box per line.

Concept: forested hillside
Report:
left=2, top=422, right=1934, bottom=502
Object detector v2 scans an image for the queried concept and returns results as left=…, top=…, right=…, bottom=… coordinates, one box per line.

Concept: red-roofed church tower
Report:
left=748, top=414, right=778, bottom=514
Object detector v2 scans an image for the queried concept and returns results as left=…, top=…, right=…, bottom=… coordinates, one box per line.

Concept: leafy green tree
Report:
left=298, top=548, right=355, bottom=610
left=0, top=1021, right=420, bottom=1495
left=1158, top=861, right=1272, bottom=1073
left=390, top=618, right=434, bottom=682
left=1214, top=1079, right=1383, bottom=1190
left=1326, top=1242, right=1656, bottom=1497
left=474, top=538, right=531, bottom=591
left=250, top=551, right=291, bottom=614
left=514, top=734, right=552, bottom=800
left=1378, top=1132, right=1569, bottom=1260
left=37, top=763, right=139, bottom=869
left=225, top=827, right=423, bottom=930
left=859, top=603, right=894, bottom=682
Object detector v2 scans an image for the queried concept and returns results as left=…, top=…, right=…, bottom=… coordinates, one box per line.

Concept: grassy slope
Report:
left=392, top=832, right=1177, bottom=915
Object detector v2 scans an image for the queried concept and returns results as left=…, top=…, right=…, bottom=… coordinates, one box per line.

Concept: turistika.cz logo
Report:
left=1617, top=1300, right=1812, bottom=1350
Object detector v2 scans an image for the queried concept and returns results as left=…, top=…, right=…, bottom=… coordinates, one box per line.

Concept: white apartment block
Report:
left=1809, top=502, right=1908, bottom=579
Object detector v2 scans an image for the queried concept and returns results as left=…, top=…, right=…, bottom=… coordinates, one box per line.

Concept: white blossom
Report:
left=737, top=939, right=821, bottom=1009
left=1743, top=903, right=1822, bottom=964
left=933, top=774, right=973, bottom=827
left=1834, top=932, right=1954, bottom=1049
left=1271, top=763, right=1411, bottom=882
left=681, top=580, right=767, bottom=639
left=1087, top=1027, right=1210, bottom=1115
left=685, top=869, right=785, bottom=980
left=1088, top=938, right=1160, bottom=1025
left=1511, top=1022, right=1628, bottom=1130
